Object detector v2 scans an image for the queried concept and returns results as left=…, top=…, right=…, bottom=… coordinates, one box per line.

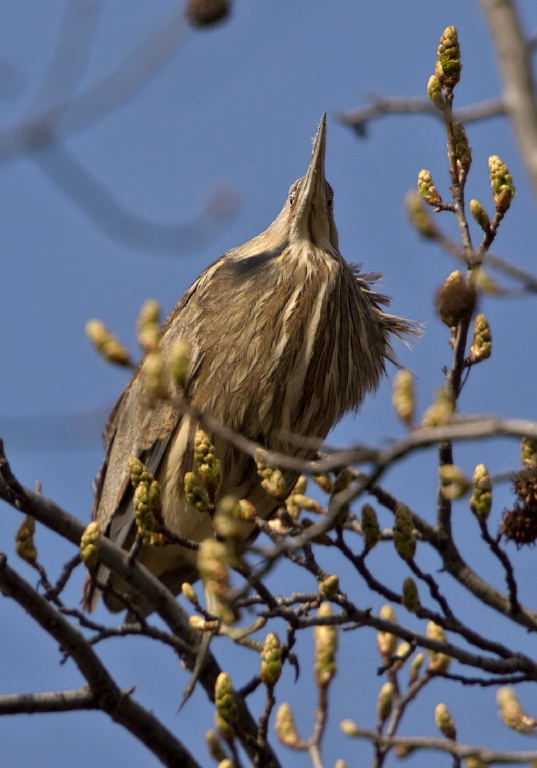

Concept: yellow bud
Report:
left=275, top=703, right=300, bottom=747
left=256, top=460, right=287, bottom=500
left=427, top=74, right=445, bottom=109
left=340, top=719, right=360, bottom=737
left=470, top=314, right=491, bottom=363
left=181, top=582, right=198, bottom=605
left=392, top=641, right=412, bottom=671
left=168, top=338, right=190, bottom=389
left=215, top=672, right=238, bottom=725
left=128, top=456, right=152, bottom=488
left=417, top=169, right=442, bottom=207
left=184, top=471, right=209, bottom=513
left=435, top=702, right=457, bottom=740
left=377, top=605, right=397, bottom=658
left=470, top=464, right=492, bottom=521
left=292, top=476, right=308, bottom=494
left=195, top=430, right=221, bottom=491
left=392, top=369, right=415, bottom=428
left=422, top=387, right=455, bottom=428
left=427, top=621, right=451, bottom=673
left=497, top=686, right=537, bottom=733
left=86, top=319, right=131, bottom=367
left=15, top=515, right=37, bottom=565
left=260, top=632, right=282, bottom=687
left=464, top=757, right=487, bottom=768
left=521, top=435, right=537, bottom=467
left=314, top=603, right=338, bottom=688
left=437, top=26, right=461, bottom=89
left=410, top=652, right=425, bottom=684
left=319, top=574, right=340, bottom=599
left=136, top=299, right=161, bottom=352
left=142, top=349, right=167, bottom=401
left=80, top=521, right=101, bottom=568
left=405, top=191, right=439, bottom=239
left=438, top=464, right=471, bottom=500
left=312, top=472, right=333, bottom=493
left=489, top=155, right=515, bottom=214
left=377, top=682, right=394, bottom=724
left=475, top=270, right=500, bottom=296
left=189, top=615, right=218, bottom=632
left=469, top=199, right=490, bottom=232
left=205, top=729, right=227, bottom=763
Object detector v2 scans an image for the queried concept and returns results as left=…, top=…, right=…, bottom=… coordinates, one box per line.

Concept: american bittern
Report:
left=83, top=114, right=416, bottom=614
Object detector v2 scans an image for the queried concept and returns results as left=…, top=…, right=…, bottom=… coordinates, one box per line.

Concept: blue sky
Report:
left=1, top=2, right=537, bottom=766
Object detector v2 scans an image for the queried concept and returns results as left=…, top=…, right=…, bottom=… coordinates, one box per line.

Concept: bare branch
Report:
left=344, top=728, right=537, bottom=764
left=0, top=553, right=202, bottom=768
left=0, top=687, right=97, bottom=715
left=337, top=95, right=505, bottom=136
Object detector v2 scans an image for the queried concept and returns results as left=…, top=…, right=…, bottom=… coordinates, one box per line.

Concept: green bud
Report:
left=405, top=191, right=440, bottom=239
left=314, top=603, right=338, bottom=688
left=260, top=632, right=282, bottom=687
left=377, top=605, right=397, bottom=658
left=215, top=672, right=238, bottom=725
left=377, top=682, right=394, bottom=725
left=256, top=459, right=287, bottom=500
left=80, top=521, right=101, bottom=568
left=422, top=387, right=455, bottom=428
left=393, top=505, right=416, bottom=561
left=489, top=155, right=515, bottom=214
left=427, top=621, right=451, bottom=673
left=195, top=430, right=221, bottom=491
left=168, top=338, right=190, bottom=389
left=85, top=319, right=131, bottom=367
left=409, top=652, right=425, bottom=684
left=521, top=436, right=537, bottom=467
left=470, top=314, right=491, bottom=363
left=184, top=471, right=210, bottom=513
left=438, top=464, right=471, bottom=500
left=15, top=515, right=37, bottom=565
left=205, top=730, right=227, bottom=763
left=417, top=169, right=442, bottom=207
left=361, top=503, right=381, bottom=550
left=319, top=574, right=340, bottom=599
left=402, top=577, right=421, bottom=613
left=427, top=74, right=445, bottom=109
left=437, top=26, right=461, bottom=89
left=469, top=199, right=490, bottom=232
left=137, top=299, right=161, bottom=352
left=452, top=122, right=471, bottom=178
left=392, top=369, right=415, bottom=428
left=470, top=464, right=492, bottom=521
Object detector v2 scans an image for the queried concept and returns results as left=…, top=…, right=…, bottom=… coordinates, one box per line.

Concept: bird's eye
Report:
left=289, top=194, right=296, bottom=207
left=327, top=197, right=333, bottom=209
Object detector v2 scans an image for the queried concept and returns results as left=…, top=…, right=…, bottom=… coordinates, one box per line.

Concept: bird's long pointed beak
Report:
left=292, top=114, right=329, bottom=240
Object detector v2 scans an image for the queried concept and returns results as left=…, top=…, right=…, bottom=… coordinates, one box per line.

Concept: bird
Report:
left=83, top=114, right=416, bottom=615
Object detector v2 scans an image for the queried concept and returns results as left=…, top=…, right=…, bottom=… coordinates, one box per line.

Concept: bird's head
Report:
left=285, top=113, right=339, bottom=251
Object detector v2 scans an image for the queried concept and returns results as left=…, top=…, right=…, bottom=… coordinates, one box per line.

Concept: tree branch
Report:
left=0, top=553, right=202, bottom=768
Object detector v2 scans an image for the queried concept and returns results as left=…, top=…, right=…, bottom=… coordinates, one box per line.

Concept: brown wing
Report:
left=82, top=260, right=221, bottom=612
